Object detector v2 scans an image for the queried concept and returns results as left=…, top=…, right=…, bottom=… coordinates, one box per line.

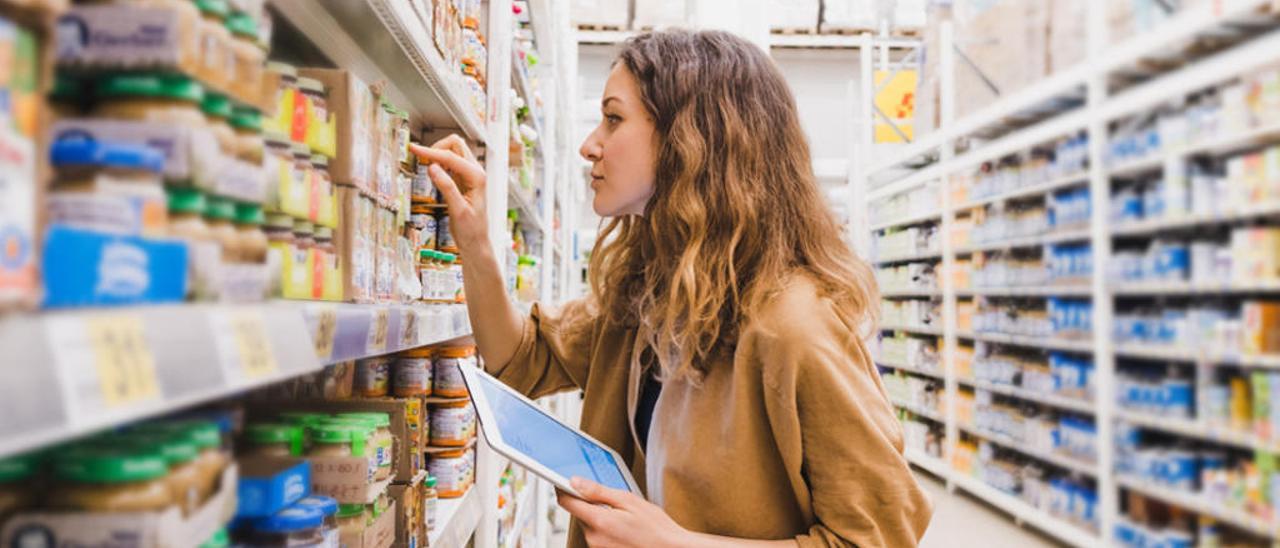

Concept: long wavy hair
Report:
left=588, top=30, right=878, bottom=380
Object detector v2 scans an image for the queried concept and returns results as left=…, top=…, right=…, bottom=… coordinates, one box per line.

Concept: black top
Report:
left=635, top=373, right=662, bottom=453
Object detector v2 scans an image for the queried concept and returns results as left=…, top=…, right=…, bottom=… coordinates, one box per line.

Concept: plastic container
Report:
left=294, top=495, right=340, bottom=548
left=243, top=423, right=304, bottom=458
left=203, top=92, right=238, bottom=158
left=50, top=449, right=173, bottom=513
left=433, top=346, right=475, bottom=398
left=231, top=106, right=265, bottom=164
left=422, top=475, right=438, bottom=534
left=0, top=455, right=37, bottom=522
left=225, top=13, right=265, bottom=104
left=429, top=400, right=476, bottom=447
left=206, top=196, right=242, bottom=263
left=48, top=138, right=168, bottom=237
left=119, top=432, right=205, bottom=515
left=94, top=73, right=206, bottom=128
left=335, top=413, right=394, bottom=480
left=355, top=357, right=392, bottom=398
left=246, top=505, right=325, bottom=547
left=235, top=203, right=269, bottom=265
left=394, top=347, right=434, bottom=397
left=337, top=503, right=366, bottom=536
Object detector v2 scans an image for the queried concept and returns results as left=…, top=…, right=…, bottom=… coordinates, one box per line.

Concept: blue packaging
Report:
left=237, top=458, right=312, bottom=518
left=41, top=225, right=188, bottom=308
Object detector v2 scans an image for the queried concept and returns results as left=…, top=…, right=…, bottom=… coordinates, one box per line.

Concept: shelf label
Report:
left=401, top=309, right=418, bottom=347
left=46, top=313, right=162, bottom=422
left=213, top=309, right=279, bottom=385
left=367, top=309, right=389, bottom=353
left=313, top=308, right=338, bottom=359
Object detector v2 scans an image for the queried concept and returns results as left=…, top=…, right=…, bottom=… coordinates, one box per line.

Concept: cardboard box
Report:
left=299, top=68, right=377, bottom=193
left=632, top=0, right=684, bottom=30
left=2, top=464, right=238, bottom=547
left=389, top=471, right=427, bottom=548
left=311, top=457, right=394, bottom=504
left=342, top=499, right=397, bottom=548
left=236, top=457, right=311, bottom=518
left=41, top=225, right=188, bottom=308
left=338, top=186, right=376, bottom=302
left=254, top=398, right=428, bottom=483
left=953, top=0, right=1049, bottom=119
left=1048, top=0, right=1087, bottom=75
left=1243, top=301, right=1280, bottom=356
left=768, top=0, right=818, bottom=32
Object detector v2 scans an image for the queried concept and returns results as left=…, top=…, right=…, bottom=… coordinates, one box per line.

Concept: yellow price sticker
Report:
left=230, top=312, right=278, bottom=380
left=85, top=315, right=159, bottom=408
left=313, top=308, right=338, bottom=358
left=368, top=309, right=389, bottom=352
left=401, top=310, right=418, bottom=347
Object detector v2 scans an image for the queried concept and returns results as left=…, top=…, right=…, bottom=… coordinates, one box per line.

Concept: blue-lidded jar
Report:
left=246, top=505, right=324, bottom=546
left=294, top=495, right=340, bottom=548
left=48, top=138, right=167, bottom=237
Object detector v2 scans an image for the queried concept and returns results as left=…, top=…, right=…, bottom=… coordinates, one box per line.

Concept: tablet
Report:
left=461, top=365, right=642, bottom=497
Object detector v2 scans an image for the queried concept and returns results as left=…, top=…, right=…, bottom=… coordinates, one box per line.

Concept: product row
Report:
left=963, top=346, right=1096, bottom=402
left=1116, top=490, right=1268, bottom=548
left=953, top=133, right=1091, bottom=205
left=951, top=438, right=1100, bottom=533
left=874, top=333, right=941, bottom=373
left=972, top=298, right=1095, bottom=340
left=967, top=244, right=1094, bottom=289
left=872, top=225, right=940, bottom=261
left=958, top=390, right=1098, bottom=466
left=1113, top=299, right=1280, bottom=356
left=875, top=262, right=937, bottom=293
left=882, top=373, right=942, bottom=418
left=870, top=182, right=941, bottom=228
left=881, top=298, right=941, bottom=329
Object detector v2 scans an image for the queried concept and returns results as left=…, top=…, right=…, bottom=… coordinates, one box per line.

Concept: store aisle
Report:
left=917, top=470, right=1063, bottom=548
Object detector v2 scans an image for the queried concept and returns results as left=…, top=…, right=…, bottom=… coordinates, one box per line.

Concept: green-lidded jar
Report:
left=135, top=420, right=228, bottom=504
left=234, top=202, right=269, bottom=265
left=336, top=503, right=367, bottom=533
left=199, top=527, right=231, bottom=548
left=202, top=92, right=237, bottom=157
left=230, top=105, right=265, bottom=163
left=335, top=413, right=393, bottom=478
left=0, top=454, right=38, bottom=520
left=119, top=432, right=206, bottom=515
left=94, top=73, right=207, bottom=129
left=308, top=423, right=371, bottom=458
left=243, top=422, right=305, bottom=458
left=51, top=448, right=173, bottom=513
left=423, top=475, right=439, bottom=534
left=204, top=196, right=242, bottom=263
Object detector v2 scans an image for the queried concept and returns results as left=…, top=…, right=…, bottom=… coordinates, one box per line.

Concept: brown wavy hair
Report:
left=588, top=30, right=879, bottom=380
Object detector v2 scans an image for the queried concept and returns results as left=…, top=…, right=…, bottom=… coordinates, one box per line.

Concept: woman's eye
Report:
left=605, top=114, right=622, bottom=125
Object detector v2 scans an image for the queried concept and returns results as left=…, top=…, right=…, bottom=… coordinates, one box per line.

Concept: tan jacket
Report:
left=488, top=276, right=933, bottom=547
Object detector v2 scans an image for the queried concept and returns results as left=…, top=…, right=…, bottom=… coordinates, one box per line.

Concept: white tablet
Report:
left=461, top=365, right=642, bottom=497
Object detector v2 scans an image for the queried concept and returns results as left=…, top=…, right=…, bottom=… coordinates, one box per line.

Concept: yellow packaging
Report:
left=1243, top=301, right=1280, bottom=356
left=280, top=233, right=314, bottom=300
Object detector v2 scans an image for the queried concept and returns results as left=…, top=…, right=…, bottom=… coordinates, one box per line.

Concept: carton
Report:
left=49, top=119, right=224, bottom=192
left=236, top=457, right=311, bottom=518
left=338, top=186, right=376, bottom=302
left=299, top=68, right=377, bottom=193
left=253, top=397, right=428, bottom=482
left=2, top=465, right=238, bottom=547
left=953, top=0, right=1049, bottom=118
left=342, top=500, right=396, bottom=548
left=389, top=471, right=427, bottom=548
left=1243, top=301, right=1280, bottom=356
left=41, top=225, right=188, bottom=308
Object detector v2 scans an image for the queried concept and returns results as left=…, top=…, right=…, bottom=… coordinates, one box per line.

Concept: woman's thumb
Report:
left=428, top=164, right=468, bottom=210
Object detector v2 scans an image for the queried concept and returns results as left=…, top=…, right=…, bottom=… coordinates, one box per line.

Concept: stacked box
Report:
left=1048, top=0, right=1087, bottom=75
left=953, top=0, right=1049, bottom=119
left=769, top=0, right=819, bottom=32
left=570, top=0, right=628, bottom=28
left=633, top=0, right=685, bottom=30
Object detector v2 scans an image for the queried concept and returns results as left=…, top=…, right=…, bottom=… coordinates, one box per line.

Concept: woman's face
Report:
left=580, top=65, right=658, bottom=217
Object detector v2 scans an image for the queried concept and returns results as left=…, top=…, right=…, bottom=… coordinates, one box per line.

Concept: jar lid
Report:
left=295, top=495, right=339, bottom=517
left=310, top=154, right=329, bottom=168
left=294, top=221, right=315, bottom=235
left=279, top=412, right=327, bottom=427
left=0, top=454, right=37, bottom=483
left=55, top=449, right=169, bottom=484
left=337, top=503, right=366, bottom=518
left=265, top=213, right=295, bottom=230
left=120, top=432, right=199, bottom=466
left=315, top=226, right=334, bottom=240
left=199, top=528, right=230, bottom=548
left=50, top=138, right=164, bottom=174
left=264, top=131, right=291, bottom=147
left=437, top=346, right=476, bottom=358
left=202, top=92, right=232, bottom=119
left=244, top=422, right=303, bottom=454
left=311, top=424, right=370, bottom=446
left=205, top=197, right=237, bottom=221
left=229, top=106, right=262, bottom=132
left=419, top=249, right=436, bottom=261
left=291, top=142, right=311, bottom=157
left=194, top=0, right=229, bottom=18
left=51, top=74, right=85, bottom=102
left=441, top=253, right=457, bottom=263
left=168, top=187, right=206, bottom=214
left=425, top=475, right=437, bottom=488
left=224, top=12, right=259, bottom=39
left=135, top=420, right=221, bottom=450
left=254, top=505, right=324, bottom=533
left=234, top=202, right=265, bottom=225
left=97, top=74, right=204, bottom=104
left=336, top=412, right=390, bottom=428
left=266, top=61, right=298, bottom=78
left=297, top=77, right=325, bottom=95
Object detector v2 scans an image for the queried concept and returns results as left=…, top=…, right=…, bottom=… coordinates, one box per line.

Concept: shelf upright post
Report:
left=937, top=20, right=958, bottom=493
left=853, top=33, right=875, bottom=258
left=1084, top=0, right=1117, bottom=538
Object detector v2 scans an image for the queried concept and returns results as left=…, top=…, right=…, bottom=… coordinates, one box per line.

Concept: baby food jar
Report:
left=0, top=455, right=37, bottom=522
left=225, top=13, right=265, bottom=104
left=206, top=196, right=242, bottom=263
left=201, top=527, right=231, bottom=548
left=203, top=92, right=238, bottom=159
left=48, top=138, right=168, bottom=237
left=119, top=432, right=205, bottom=515
left=427, top=449, right=471, bottom=498
left=133, top=420, right=228, bottom=502
left=235, top=202, right=269, bottom=265
left=422, top=475, right=438, bottom=534
left=94, top=73, right=206, bottom=129
left=355, top=357, right=392, bottom=398
left=294, top=495, right=340, bottom=548
left=314, top=227, right=337, bottom=299
left=243, top=423, right=304, bottom=458
left=246, top=505, right=325, bottom=547
left=298, top=76, right=328, bottom=127
left=263, top=132, right=293, bottom=212
left=264, top=213, right=294, bottom=297
left=429, top=400, right=476, bottom=447
left=194, top=0, right=231, bottom=89
left=311, top=154, right=334, bottom=226
left=168, top=187, right=221, bottom=301
left=337, top=503, right=367, bottom=536
left=436, top=211, right=457, bottom=252
left=394, top=347, right=434, bottom=397
left=231, top=105, right=265, bottom=164
left=433, top=346, right=475, bottom=398
left=335, top=413, right=394, bottom=480
left=50, top=448, right=173, bottom=513
left=411, top=163, right=439, bottom=204
left=308, top=424, right=376, bottom=483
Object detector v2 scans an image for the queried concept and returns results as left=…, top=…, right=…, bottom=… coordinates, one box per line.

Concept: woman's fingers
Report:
left=427, top=164, right=468, bottom=211
left=556, top=489, right=609, bottom=527
left=431, top=134, right=476, bottom=162
left=570, top=477, right=634, bottom=509
left=409, top=144, right=485, bottom=190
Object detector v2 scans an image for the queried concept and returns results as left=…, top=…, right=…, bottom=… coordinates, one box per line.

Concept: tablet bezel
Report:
left=460, top=364, right=643, bottom=498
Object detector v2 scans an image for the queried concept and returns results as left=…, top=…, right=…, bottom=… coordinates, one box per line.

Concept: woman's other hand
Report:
left=409, top=134, right=489, bottom=252
left=557, top=477, right=695, bottom=548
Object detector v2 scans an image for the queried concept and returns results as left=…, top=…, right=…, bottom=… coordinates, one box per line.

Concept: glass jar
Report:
left=314, top=227, right=337, bottom=300
left=230, top=106, right=265, bottom=164
left=291, top=142, right=314, bottom=220
left=243, top=423, right=303, bottom=458
left=234, top=203, right=269, bottom=265
left=264, top=132, right=293, bottom=214
left=335, top=413, right=393, bottom=480
left=422, top=475, right=438, bottom=535
left=205, top=196, right=242, bottom=264
left=132, top=420, right=228, bottom=503
left=265, top=62, right=298, bottom=136
left=418, top=249, right=440, bottom=302
left=166, top=187, right=219, bottom=301
left=309, top=424, right=376, bottom=483
left=48, top=138, right=167, bottom=237
left=119, top=432, right=204, bottom=516
left=0, top=455, right=37, bottom=523
left=433, top=346, right=475, bottom=398
left=294, top=495, right=340, bottom=548
left=245, top=505, right=324, bottom=547
left=436, top=211, right=457, bottom=253
left=291, top=220, right=315, bottom=299
left=194, top=0, right=231, bottom=90
left=411, top=163, right=438, bottom=204
left=337, top=503, right=366, bottom=536
left=354, top=357, right=391, bottom=398
left=278, top=412, right=328, bottom=450
left=202, top=92, right=237, bottom=159
left=51, top=449, right=173, bottom=513
left=265, top=213, right=295, bottom=298
left=427, top=449, right=471, bottom=499
left=225, top=13, right=265, bottom=105
left=298, top=76, right=328, bottom=125
left=310, top=155, right=332, bottom=227
left=429, top=400, right=475, bottom=447
left=393, top=347, right=433, bottom=397
left=93, top=73, right=206, bottom=129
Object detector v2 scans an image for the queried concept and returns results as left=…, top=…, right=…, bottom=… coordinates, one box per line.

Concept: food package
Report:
left=300, top=69, right=377, bottom=193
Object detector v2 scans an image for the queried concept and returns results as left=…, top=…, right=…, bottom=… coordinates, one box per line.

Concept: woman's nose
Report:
left=580, top=131, right=602, bottom=162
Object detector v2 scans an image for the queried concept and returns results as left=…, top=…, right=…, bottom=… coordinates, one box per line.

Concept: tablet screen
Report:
left=475, top=374, right=633, bottom=492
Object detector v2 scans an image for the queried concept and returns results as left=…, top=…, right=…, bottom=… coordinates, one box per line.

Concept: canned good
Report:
left=354, top=357, right=391, bottom=398
left=429, top=401, right=476, bottom=447
left=433, top=346, right=475, bottom=398
left=427, top=448, right=473, bottom=498
left=393, top=349, right=433, bottom=397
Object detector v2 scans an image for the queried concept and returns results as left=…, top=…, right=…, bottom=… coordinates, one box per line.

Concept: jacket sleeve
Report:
left=761, top=299, right=933, bottom=548
left=485, top=298, right=597, bottom=400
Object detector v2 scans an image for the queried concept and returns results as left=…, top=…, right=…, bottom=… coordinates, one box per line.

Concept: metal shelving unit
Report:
left=859, top=3, right=1280, bottom=544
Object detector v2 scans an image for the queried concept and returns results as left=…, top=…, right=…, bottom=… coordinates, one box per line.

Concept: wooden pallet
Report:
left=820, top=26, right=874, bottom=36
left=770, top=26, right=818, bottom=35
left=576, top=23, right=624, bottom=32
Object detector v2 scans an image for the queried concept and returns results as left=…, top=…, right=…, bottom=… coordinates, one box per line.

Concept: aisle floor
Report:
left=917, top=469, right=1064, bottom=548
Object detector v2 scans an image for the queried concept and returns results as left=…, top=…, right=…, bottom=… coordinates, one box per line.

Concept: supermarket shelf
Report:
left=955, top=228, right=1092, bottom=254
left=878, top=361, right=946, bottom=381
left=504, top=485, right=537, bottom=548
left=879, top=288, right=942, bottom=299
left=1114, top=343, right=1280, bottom=369
left=1112, top=280, right=1280, bottom=296
left=949, top=473, right=1101, bottom=548
left=961, top=379, right=1095, bottom=415
left=969, top=332, right=1095, bottom=353
left=904, top=447, right=949, bottom=478
left=272, top=0, right=487, bottom=143
left=1115, top=475, right=1274, bottom=539
left=869, top=209, right=943, bottom=232
left=1114, top=408, right=1280, bottom=453
left=0, top=302, right=471, bottom=459
left=958, top=284, right=1092, bottom=298
left=872, top=250, right=943, bottom=265
left=879, top=324, right=944, bottom=337
left=958, top=424, right=1099, bottom=477
left=890, top=398, right=946, bottom=424
left=512, top=51, right=546, bottom=155
left=577, top=29, right=919, bottom=50
left=431, top=487, right=483, bottom=547
left=509, top=182, right=548, bottom=237
left=956, top=172, right=1091, bottom=211
left=1111, top=201, right=1280, bottom=237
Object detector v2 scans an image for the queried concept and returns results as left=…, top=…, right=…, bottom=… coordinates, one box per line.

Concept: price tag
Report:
left=313, top=308, right=338, bottom=359
left=85, top=315, right=160, bottom=408
left=367, top=309, right=389, bottom=353
left=401, top=310, right=419, bottom=347
left=212, top=310, right=279, bottom=385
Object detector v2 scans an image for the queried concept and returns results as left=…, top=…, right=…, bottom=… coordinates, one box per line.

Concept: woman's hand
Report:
left=409, top=135, right=490, bottom=253
left=557, top=477, right=695, bottom=548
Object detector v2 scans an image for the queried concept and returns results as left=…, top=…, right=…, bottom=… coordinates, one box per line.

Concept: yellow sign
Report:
left=313, top=308, right=338, bottom=358
left=230, top=312, right=278, bottom=380
left=86, top=315, right=160, bottom=408
left=875, top=69, right=918, bottom=143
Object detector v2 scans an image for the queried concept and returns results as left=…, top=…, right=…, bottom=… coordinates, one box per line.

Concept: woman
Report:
left=413, top=30, right=932, bottom=547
